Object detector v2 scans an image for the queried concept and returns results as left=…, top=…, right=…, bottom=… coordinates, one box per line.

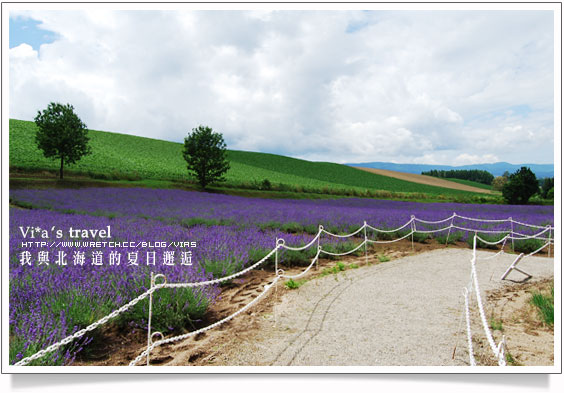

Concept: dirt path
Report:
left=156, top=248, right=553, bottom=367
left=355, top=167, right=494, bottom=194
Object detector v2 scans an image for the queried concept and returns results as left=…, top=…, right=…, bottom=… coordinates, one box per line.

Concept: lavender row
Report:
left=9, top=207, right=337, bottom=365
left=10, top=187, right=554, bottom=234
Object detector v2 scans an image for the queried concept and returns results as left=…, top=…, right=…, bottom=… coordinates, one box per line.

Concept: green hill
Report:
left=10, top=119, right=489, bottom=197
left=442, top=178, right=494, bottom=191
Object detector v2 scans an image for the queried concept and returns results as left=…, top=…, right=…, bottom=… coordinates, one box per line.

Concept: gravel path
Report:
left=217, top=248, right=553, bottom=366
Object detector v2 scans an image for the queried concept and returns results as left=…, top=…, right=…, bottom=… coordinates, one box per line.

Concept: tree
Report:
left=492, top=176, right=508, bottom=191
left=34, top=102, right=91, bottom=179
left=502, top=167, right=539, bottom=205
left=540, top=177, right=554, bottom=199
left=183, top=125, right=230, bottom=189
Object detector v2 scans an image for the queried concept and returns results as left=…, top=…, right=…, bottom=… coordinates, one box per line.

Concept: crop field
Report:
left=442, top=178, right=494, bottom=190
left=9, top=187, right=553, bottom=366
left=10, top=119, right=490, bottom=198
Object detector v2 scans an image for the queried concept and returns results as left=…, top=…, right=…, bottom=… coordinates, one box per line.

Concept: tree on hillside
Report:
left=492, top=175, right=508, bottom=191
left=540, top=177, right=554, bottom=199
left=183, top=125, right=230, bottom=189
left=420, top=169, right=494, bottom=185
left=502, top=167, right=539, bottom=205
left=34, top=102, right=91, bottom=179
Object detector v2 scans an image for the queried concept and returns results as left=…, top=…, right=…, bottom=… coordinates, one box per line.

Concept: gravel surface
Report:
left=215, top=248, right=553, bottom=366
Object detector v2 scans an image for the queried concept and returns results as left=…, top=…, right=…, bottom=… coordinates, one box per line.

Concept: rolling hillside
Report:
left=354, top=168, right=494, bottom=194
left=10, top=119, right=490, bottom=197
left=347, top=161, right=554, bottom=179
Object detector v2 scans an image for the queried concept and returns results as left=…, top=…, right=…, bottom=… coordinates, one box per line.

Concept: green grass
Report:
left=489, top=317, right=503, bottom=331
left=444, top=178, right=494, bottom=191
left=505, top=352, right=519, bottom=366
left=377, top=255, right=391, bottom=262
left=10, top=119, right=495, bottom=200
left=284, top=279, right=306, bottom=290
left=530, top=287, right=554, bottom=326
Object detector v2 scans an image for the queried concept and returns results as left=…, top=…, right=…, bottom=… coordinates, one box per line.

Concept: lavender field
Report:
left=9, top=187, right=554, bottom=365
left=11, top=187, right=553, bottom=233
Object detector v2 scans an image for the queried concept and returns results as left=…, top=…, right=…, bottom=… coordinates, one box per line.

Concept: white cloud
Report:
left=454, top=153, right=500, bottom=166
left=9, top=9, right=555, bottom=165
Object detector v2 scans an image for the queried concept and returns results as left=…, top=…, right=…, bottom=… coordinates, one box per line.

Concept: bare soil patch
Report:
left=355, top=167, right=494, bottom=194
left=470, top=278, right=554, bottom=366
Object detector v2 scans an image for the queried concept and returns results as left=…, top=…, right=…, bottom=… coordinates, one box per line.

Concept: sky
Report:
left=8, top=9, right=555, bottom=165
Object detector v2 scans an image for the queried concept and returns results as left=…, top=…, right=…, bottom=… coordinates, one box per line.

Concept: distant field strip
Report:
left=10, top=119, right=489, bottom=197
left=355, top=167, right=494, bottom=194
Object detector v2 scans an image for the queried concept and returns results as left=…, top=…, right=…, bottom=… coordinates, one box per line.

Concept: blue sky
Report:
left=8, top=9, right=555, bottom=165
left=9, top=16, right=58, bottom=50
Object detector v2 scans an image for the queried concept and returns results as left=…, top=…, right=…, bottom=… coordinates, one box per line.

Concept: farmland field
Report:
left=9, top=187, right=553, bottom=366
left=10, top=119, right=492, bottom=198
left=354, top=167, right=495, bottom=194
left=441, top=178, right=494, bottom=191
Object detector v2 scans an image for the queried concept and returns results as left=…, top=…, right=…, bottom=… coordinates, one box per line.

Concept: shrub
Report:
left=281, top=221, right=304, bottom=233
left=280, top=246, right=317, bottom=266
left=372, top=230, right=393, bottom=241
left=260, top=178, right=272, bottom=190
left=435, top=231, right=463, bottom=245
left=248, top=248, right=273, bottom=266
left=199, top=257, right=243, bottom=283
left=467, top=233, right=507, bottom=250
left=412, top=232, right=429, bottom=243
left=512, top=238, right=545, bottom=254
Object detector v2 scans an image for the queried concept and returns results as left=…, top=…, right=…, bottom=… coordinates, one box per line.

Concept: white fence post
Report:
left=410, top=215, right=415, bottom=252
left=363, top=221, right=368, bottom=264
left=446, top=213, right=455, bottom=246
left=509, top=217, right=514, bottom=251
left=147, top=272, right=155, bottom=366
left=275, top=238, right=279, bottom=275
left=317, top=225, right=323, bottom=270
left=547, top=226, right=552, bottom=258
left=500, top=253, right=530, bottom=280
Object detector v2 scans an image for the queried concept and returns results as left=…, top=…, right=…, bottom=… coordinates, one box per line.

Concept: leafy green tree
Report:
left=502, top=167, right=539, bottom=205
left=183, top=125, right=230, bottom=189
left=492, top=176, right=508, bottom=191
left=541, top=177, right=554, bottom=199
left=34, top=102, right=91, bottom=179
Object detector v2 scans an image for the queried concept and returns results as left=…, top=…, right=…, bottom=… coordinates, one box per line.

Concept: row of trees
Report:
left=421, top=169, right=494, bottom=185
left=32, top=101, right=554, bottom=205
left=33, top=102, right=230, bottom=188
left=494, top=169, right=553, bottom=204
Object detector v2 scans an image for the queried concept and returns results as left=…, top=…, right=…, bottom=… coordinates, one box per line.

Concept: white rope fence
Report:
left=13, top=213, right=553, bottom=367
left=462, top=234, right=510, bottom=366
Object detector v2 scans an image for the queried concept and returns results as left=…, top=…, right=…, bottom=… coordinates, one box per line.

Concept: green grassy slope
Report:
left=443, top=178, right=494, bottom=191
left=10, top=119, right=488, bottom=196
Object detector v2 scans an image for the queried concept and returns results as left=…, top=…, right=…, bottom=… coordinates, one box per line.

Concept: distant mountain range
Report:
left=346, top=162, right=554, bottom=179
